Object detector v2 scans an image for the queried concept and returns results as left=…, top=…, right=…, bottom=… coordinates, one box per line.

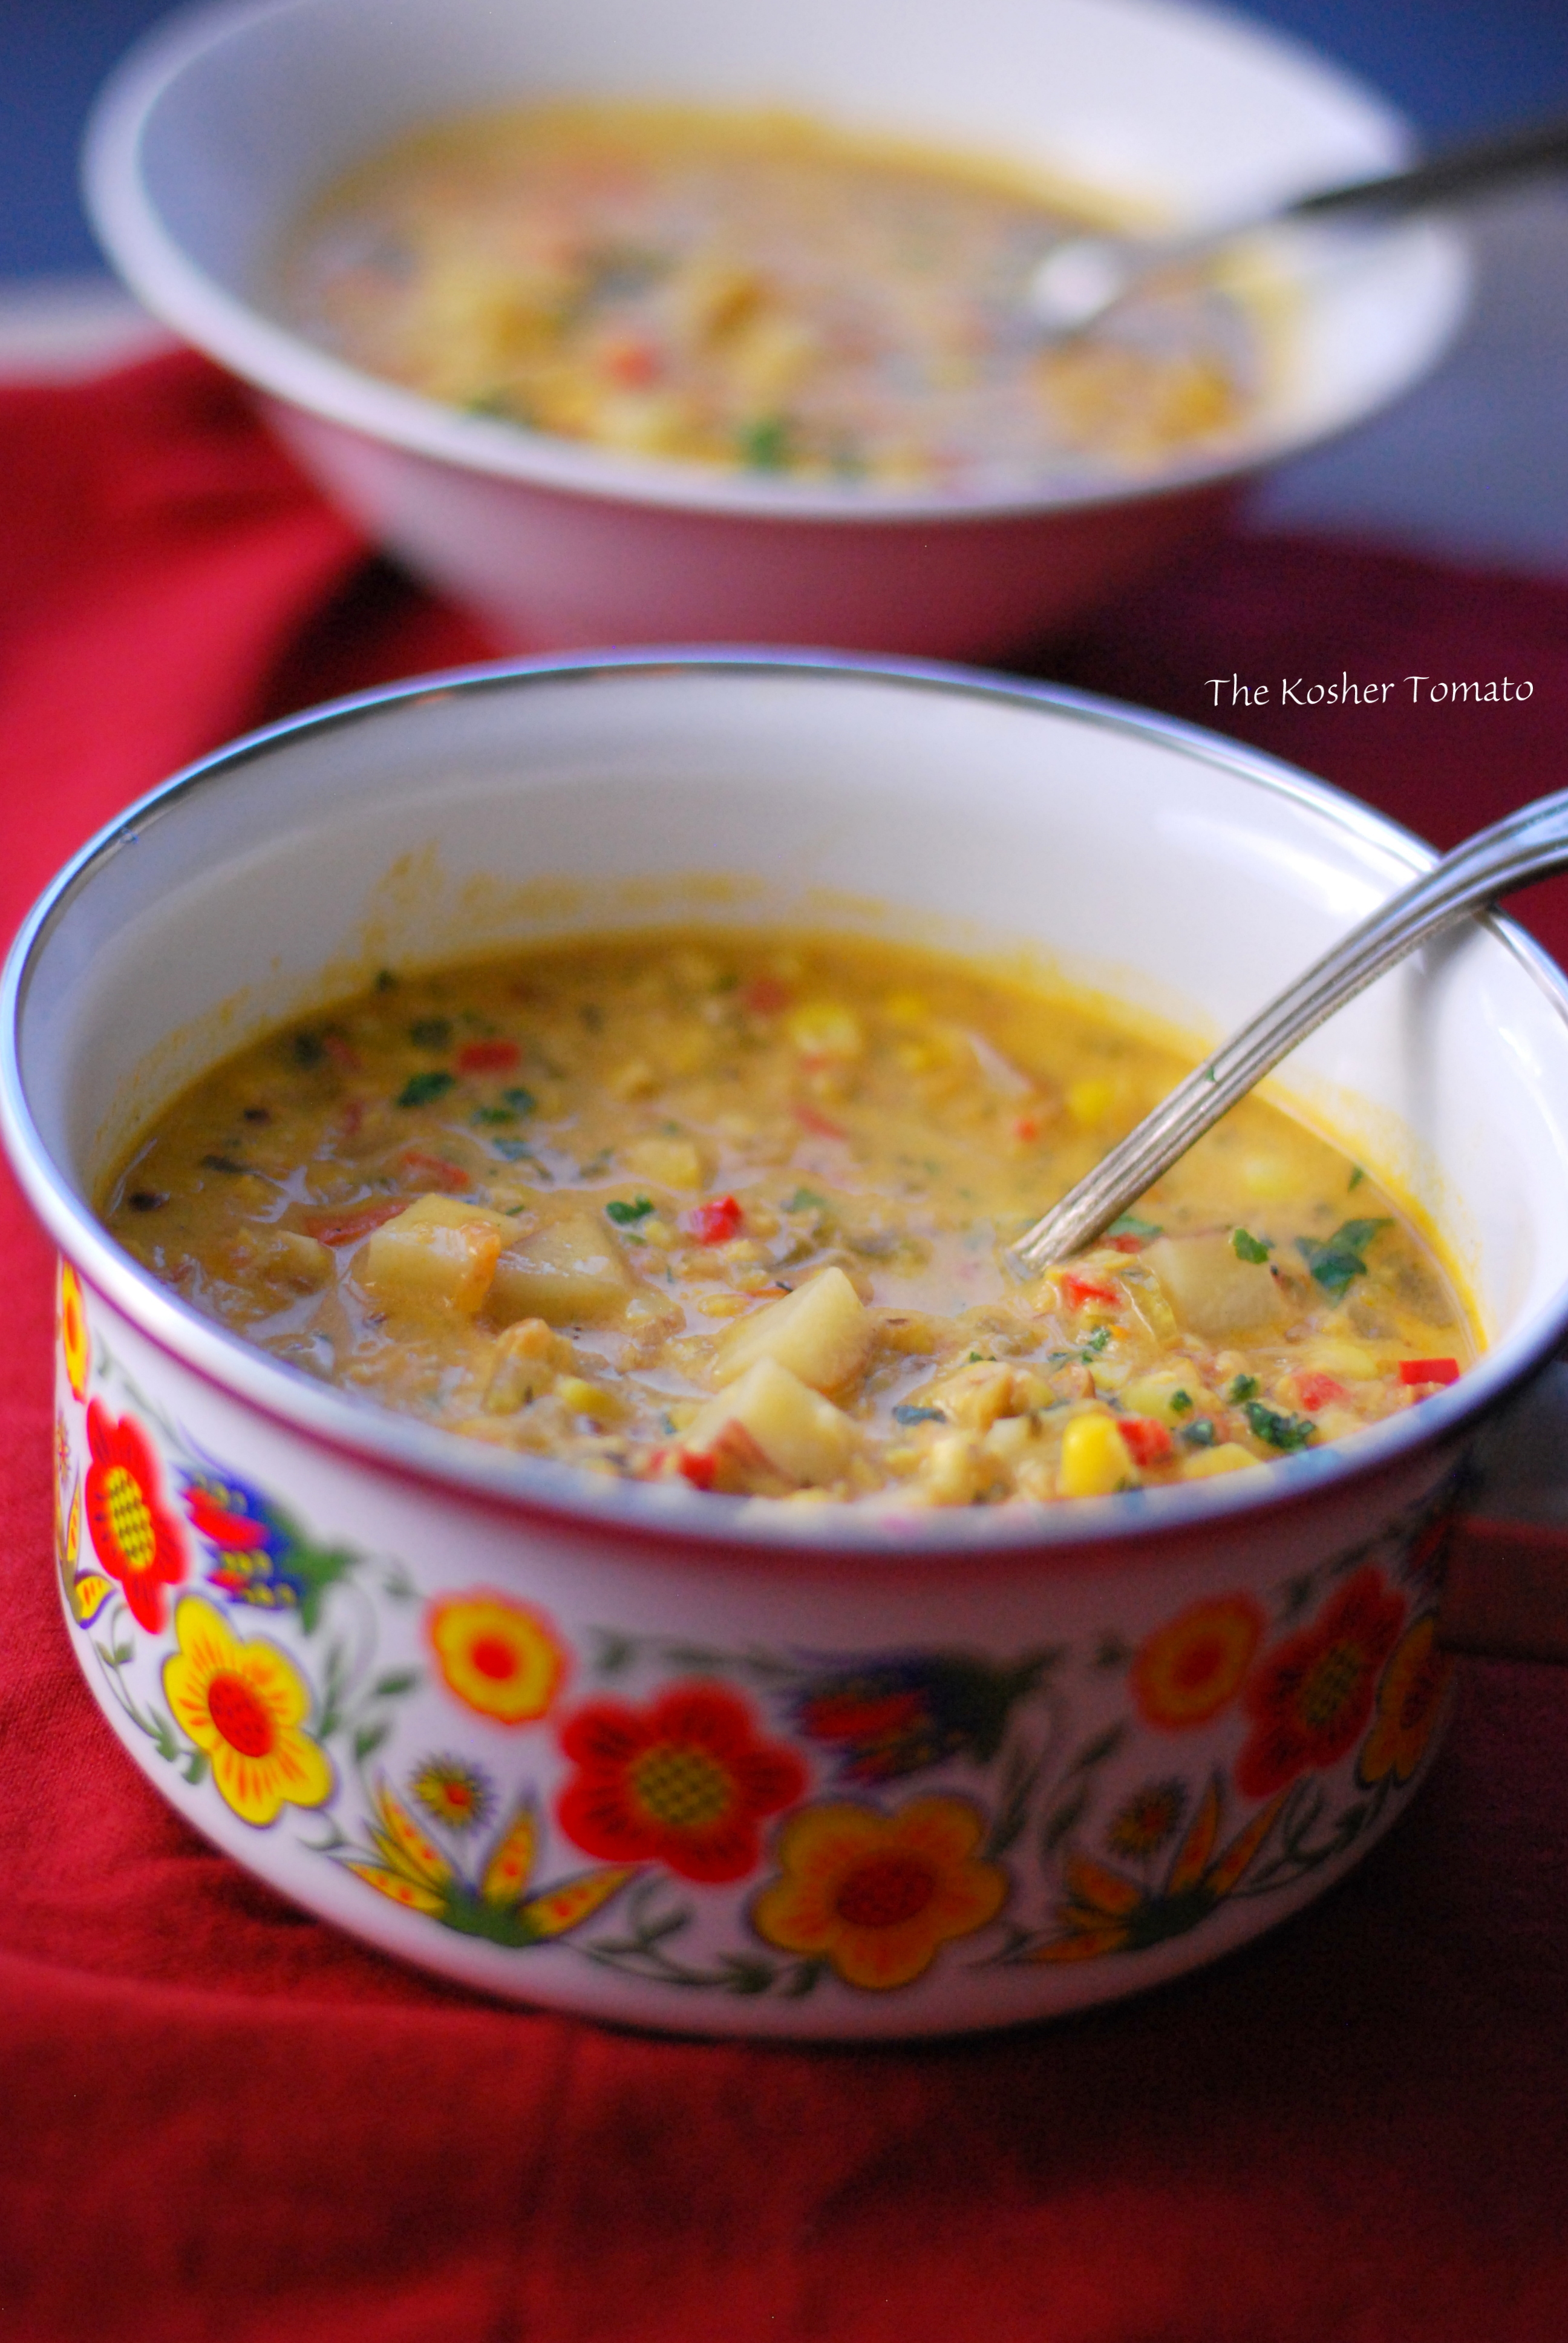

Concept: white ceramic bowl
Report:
left=8, top=655, right=1567, bottom=2036
left=83, top=0, right=1468, bottom=655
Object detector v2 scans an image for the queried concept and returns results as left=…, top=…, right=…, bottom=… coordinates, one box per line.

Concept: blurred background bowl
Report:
left=82, top=0, right=1469, bottom=657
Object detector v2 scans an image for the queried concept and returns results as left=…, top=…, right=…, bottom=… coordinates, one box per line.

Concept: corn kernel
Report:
left=786, top=1001, right=864, bottom=1060
left=1057, top=1411, right=1132, bottom=1496
left=557, top=1375, right=618, bottom=1418
left=1067, top=1076, right=1117, bottom=1128
left=697, top=1293, right=751, bottom=1319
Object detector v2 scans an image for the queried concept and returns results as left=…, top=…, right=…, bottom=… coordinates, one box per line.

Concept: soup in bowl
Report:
left=5, top=656, right=1566, bottom=2035
left=83, top=0, right=1467, bottom=655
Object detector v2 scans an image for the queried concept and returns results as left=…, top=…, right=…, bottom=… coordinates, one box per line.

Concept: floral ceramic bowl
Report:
left=83, top=0, right=1467, bottom=656
left=7, top=654, right=1568, bottom=2037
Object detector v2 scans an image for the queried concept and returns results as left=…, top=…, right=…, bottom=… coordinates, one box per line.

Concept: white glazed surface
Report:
left=11, top=657, right=1568, bottom=2034
left=82, top=0, right=1469, bottom=650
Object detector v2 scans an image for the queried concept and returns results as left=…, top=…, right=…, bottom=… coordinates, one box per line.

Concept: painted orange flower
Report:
left=83, top=1400, right=186, bottom=1632
left=1131, top=1594, right=1264, bottom=1731
left=751, top=1794, right=1008, bottom=1988
left=558, top=1683, right=806, bottom=1884
left=1236, top=1567, right=1406, bottom=1799
left=59, top=1261, right=90, bottom=1401
left=1357, top=1614, right=1454, bottom=1788
left=427, top=1591, right=566, bottom=1725
left=162, top=1595, right=333, bottom=1827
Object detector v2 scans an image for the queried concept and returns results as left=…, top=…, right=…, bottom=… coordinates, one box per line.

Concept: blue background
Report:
left=4, top=0, right=1568, bottom=278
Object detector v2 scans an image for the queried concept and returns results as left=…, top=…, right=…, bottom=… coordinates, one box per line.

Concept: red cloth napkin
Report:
left=3, top=350, right=1568, bottom=2343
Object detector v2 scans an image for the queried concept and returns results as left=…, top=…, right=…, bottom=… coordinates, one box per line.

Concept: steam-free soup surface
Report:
left=280, top=103, right=1262, bottom=494
left=104, top=932, right=1472, bottom=1507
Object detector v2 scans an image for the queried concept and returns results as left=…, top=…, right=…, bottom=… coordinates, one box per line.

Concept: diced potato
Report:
left=362, top=1193, right=514, bottom=1315
left=1146, top=1234, right=1288, bottom=1340
left=684, top=1357, right=856, bottom=1489
left=1122, top=1364, right=1204, bottom=1427
left=1299, top=1336, right=1379, bottom=1379
left=227, top=1225, right=335, bottom=1294
left=923, top=1360, right=1016, bottom=1431
left=916, top=1431, right=992, bottom=1506
left=1057, top=1411, right=1134, bottom=1497
left=1180, top=1441, right=1268, bottom=1480
left=625, top=1135, right=706, bottom=1189
left=488, top=1210, right=634, bottom=1325
left=713, top=1266, right=871, bottom=1395
left=483, top=1317, right=570, bottom=1414
left=984, top=1414, right=1036, bottom=1466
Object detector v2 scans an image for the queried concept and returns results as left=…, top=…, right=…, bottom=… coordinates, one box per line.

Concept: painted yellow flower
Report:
left=1357, top=1614, right=1454, bottom=1788
left=427, top=1591, right=566, bottom=1725
left=751, top=1794, right=1008, bottom=1990
left=162, top=1595, right=333, bottom=1827
left=59, top=1260, right=90, bottom=1401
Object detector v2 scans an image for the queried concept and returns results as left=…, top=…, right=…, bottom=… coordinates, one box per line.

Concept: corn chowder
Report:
left=102, top=933, right=1474, bottom=1509
left=279, top=103, right=1263, bottom=495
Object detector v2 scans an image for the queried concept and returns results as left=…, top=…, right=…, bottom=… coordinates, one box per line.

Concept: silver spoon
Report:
left=1011, top=788, right=1568, bottom=1274
left=1027, top=115, right=1568, bottom=338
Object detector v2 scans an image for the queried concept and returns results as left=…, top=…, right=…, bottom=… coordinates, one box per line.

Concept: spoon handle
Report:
left=1011, top=788, right=1568, bottom=1274
left=1287, top=117, right=1568, bottom=228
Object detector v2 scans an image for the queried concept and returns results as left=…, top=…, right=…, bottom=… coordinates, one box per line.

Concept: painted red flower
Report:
left=1236, top=1568, right=1406, bottom=1799
left=83, top=1400, right=186, bottom=1633
left=557, top=1683, right=807, bottom=1884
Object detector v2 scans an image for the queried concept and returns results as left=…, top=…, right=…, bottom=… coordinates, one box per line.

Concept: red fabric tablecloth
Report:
left=3, top=351, right=1568, bottom=2343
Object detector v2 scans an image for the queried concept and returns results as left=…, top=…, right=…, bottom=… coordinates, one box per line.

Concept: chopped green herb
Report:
left=739, top=413, right=790, bottom=470
left=1181, top=1419, right=1217, bottom=1447
left=396, top=1070, right=455, bottom=1109
left=290, top=1030, right=325, bottom=1068
left=502, top=1086, right=538, bottom=1116
left=1348, top=1164, right=1366, bottom=1190
left=1232, top=1227, right=1273, bottom=1263
left=492, top=1139, right=535, bottom=1163
left=893, top=1403, right=946, bottom=1426
left=374, top=969, right=398, bottom=992
left=472, top=1106, right=516, bottom=1126
left=1081, top=1326, right=1111, bottom=1358
left=1170, top=1389, right=1194, bottom=1414
left=605, top=1197, right=654, bottom=1228
left=1296, top=1217, right=1392, bottom=1300
left=408, top=1017, right=452, bottom=1050
left=1227, top=1374, right=1259, bottom=1403
left=1244, top=1400, right=1316, bottom=1452
left=1109, top=1213, right=1163, bottom=1239
left=782, top=1187, right=826, bottom=1213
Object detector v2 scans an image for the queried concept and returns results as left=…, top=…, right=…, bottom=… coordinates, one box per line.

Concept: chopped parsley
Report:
left=408, top=1017, right=452, bottom=1050
left=1244, top=1400, right=1316, bottom=1452
left=605, top=1196, right=655, bottom=1228
left=472, top=1106, right=515, bottom=1126
left=1227, top=1373, right=1259, bottom=1403
left=1348, top=1164, right=1366, bottom=1191
left=1231, top=1227, right=1273, bottom=1264
left=1296, top=1217, right=1391, bottom=1300
left=1170, top=1389, right=1193, bottom=1414
left=1080, top=1326, right=1111, bottom=1358
left=503, top=1086, right=538, bottom=1116
left=781, top=1187, right=826, bottom=1213
left=396, top=1070, right=455, bottom=1108
left=739, top=413, right=790, bottom=471
left=1181, top=1418, right=1217, bottom=1447
left=1109, top=1212, right=1162, bottom=1239
left=893, top=1404, right=946, bottom=1426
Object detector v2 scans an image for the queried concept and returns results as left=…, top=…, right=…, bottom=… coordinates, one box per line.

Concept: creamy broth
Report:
left=102, top=932, right=1474, bottom=1509
left=279, top=103, right=1263, bottom=494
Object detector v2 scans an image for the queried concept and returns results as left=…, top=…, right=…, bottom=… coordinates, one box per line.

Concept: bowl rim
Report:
left=5, top=646, right=1568, bottom=1571
left=80, top=0, right=1471, bottom=526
